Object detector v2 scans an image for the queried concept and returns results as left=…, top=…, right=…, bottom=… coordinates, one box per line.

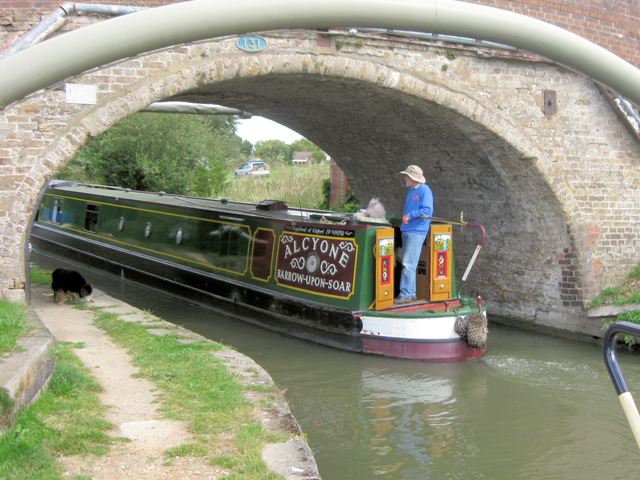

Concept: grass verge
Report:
left=0, top=343, right=112, bottom=480
left=93, top=311, right=285, bottom=479
left=590, top=265, right=640, bottom=309
left=221, top=163, right=329, bottom=209
left=593, top=265, right=640, bottom=346
left=30, top=267, right=52, bottom=287
left=0, top=300, right=29, bottom=356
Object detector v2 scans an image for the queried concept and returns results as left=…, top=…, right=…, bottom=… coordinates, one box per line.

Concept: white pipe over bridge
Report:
left=1, top=0, right=640, bottom=108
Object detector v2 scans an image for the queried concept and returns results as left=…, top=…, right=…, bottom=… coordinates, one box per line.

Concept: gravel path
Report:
left=32, top=288, right=221, bottom=479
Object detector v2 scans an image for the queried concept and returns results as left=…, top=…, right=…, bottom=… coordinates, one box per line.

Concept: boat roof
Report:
left=48, top=181, right=356, bottom=223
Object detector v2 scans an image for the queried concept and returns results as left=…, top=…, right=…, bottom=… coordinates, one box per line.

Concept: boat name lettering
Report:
left=276, top=231, right=357, bottom=298
left=276, top=269, right=352, bottom=294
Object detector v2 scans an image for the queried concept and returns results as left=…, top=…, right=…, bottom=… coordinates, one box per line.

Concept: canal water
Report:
left=31, top=257, right=640, bottom=480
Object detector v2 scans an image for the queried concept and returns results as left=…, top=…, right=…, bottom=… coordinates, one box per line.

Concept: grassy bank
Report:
left=590, top=265, right=640, bottom=345
left=30, top=267, right=52, bottom=287
left=13, top=270, right=289, bottom=478
left=94, top=311, right=284, bottom=479
left=221, top=162, right=329, bottom=209
left=589, top=265, right=640, bottom=309
left=0, top=301, right=28, bottom=356
left=0, top=343, right=112, bottom=479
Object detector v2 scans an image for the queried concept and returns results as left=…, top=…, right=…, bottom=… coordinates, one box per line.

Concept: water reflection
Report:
left=360, top=369, right=453, bottom=477
left=30, top=255, right=640, bottom=480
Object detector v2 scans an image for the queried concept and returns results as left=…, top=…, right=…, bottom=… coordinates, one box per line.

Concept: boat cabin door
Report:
left=375, top=228, right=395, bottom=310
left=429, top=224, right=453, bottom=301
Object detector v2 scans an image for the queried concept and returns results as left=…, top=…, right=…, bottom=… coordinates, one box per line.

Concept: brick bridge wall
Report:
left=0, top=4, right=639, bottom=337
left=2, top=1, right=639, bottom=68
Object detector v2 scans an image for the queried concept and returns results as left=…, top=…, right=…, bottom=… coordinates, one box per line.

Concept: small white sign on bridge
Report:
left=65, top=83, right=97, bottom=105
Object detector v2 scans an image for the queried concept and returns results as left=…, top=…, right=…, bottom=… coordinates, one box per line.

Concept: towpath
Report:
left=31, top=285, right=319, bottom=479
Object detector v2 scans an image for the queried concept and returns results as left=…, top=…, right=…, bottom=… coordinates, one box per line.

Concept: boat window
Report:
left=144, top=222, right=152, bottom=239
left=251, top=229, right=275, bottom=281
left=220, top=228, right=240, bottom=256
left=51, top=198, right=63, bottom=224
left=207, top=225, right=249, bottom=273
left=117, top=216, right=125, bottom=232
left=84, top=204, right=99, bottom=232
left=176, top=228, right=184, bottom=245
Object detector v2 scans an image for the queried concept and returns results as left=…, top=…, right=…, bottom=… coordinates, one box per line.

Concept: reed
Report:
left=221, top=163, right=329, bottom=209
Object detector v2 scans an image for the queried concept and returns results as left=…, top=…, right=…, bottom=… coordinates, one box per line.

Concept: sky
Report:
left=235, top=116, right=303, bottom=145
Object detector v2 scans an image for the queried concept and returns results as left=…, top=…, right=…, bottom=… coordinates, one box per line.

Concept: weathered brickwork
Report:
left=329, top=159, right=350, bottom=209
left=2, top=0, right=639, bottom=68
left=0, top=10, right=639, bottom=336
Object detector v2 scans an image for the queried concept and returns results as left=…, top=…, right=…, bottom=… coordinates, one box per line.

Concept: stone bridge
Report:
left=1, top=3, right=639, bottom=337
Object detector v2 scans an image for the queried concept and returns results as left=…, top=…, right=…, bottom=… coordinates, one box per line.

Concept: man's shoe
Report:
left=394, top=295, right=415, bottom=304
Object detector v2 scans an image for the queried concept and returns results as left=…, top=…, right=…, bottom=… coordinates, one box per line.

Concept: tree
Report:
left=240, top=139, right=253, bottom=157
left=59, top=112, right=245, bottom=196
left=252, top=139, right=290, bottom=164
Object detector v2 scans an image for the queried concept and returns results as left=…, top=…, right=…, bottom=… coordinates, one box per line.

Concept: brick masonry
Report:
left=329, top=159, right=350, bottom=209
left=0, top=5, right=639, bottom=336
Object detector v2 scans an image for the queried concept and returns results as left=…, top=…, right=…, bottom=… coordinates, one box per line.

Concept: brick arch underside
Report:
left=174, top=74, right=571, bottom=320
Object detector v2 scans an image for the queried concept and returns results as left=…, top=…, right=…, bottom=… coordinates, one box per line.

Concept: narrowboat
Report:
left=31, top=181, right=488, bottom=361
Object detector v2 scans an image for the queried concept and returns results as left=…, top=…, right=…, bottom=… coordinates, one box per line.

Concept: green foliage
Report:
left=252, top=139, right=290, bottom=165
left=251, top=138, right=326, bottom=166
left=588, top=264, right=640, bottom=309
left=288, top=138, right=326, bottom=163
left=93, top=312, right=282, bottom=477
left=0, top=343, right=112, bottom=480
left=595, top=264, right=640, bottom=347
left=588, top=286, right=623, bottom=309
left=211, top=455, right=238, bottom=469
left=0, top=300, right=28, bottom=355
left=223, top=423, right=284, bottom=480
left=318, top=179, right=361, bottom=213
left=447, top=50, right=457, bottom=60
left=164, top=443, right=208, bottom=459
left=602, top=310, right=640, bottom=347
left=340, top=197, right=363, bottom=213
left=58, top=113, right=244, bottom=197
left=240, top=139, right=253, bottom=156
left=223, top=163, right=329, bottom=209
left=30, top=267, right=51, bottom=286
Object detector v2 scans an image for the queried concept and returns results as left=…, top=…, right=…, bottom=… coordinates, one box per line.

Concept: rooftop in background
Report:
left=291, top=151, right=313, bottom=163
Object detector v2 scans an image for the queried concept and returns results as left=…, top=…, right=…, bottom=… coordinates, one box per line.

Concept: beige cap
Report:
left=399, top=164, right=425, bottom=183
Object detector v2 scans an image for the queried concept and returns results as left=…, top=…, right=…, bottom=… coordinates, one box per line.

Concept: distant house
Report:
left=291, top=151, right=313, bottom=165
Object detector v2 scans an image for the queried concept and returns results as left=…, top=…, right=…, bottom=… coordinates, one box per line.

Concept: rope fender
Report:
left=454, top=312, right=488, bottom=350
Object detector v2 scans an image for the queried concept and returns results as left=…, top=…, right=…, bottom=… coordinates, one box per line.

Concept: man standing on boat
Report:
left=396, top=165, right=433, bottom=304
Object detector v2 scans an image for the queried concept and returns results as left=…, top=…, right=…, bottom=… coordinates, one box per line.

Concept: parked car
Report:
left=234, top=160, right=270, bottom=176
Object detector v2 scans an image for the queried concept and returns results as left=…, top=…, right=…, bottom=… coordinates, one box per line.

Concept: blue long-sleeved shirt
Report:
left=400, top=183, right=433, bottom=233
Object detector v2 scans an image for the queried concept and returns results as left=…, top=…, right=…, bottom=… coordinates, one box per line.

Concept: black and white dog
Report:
left=51, top=268, right=93, bottom=305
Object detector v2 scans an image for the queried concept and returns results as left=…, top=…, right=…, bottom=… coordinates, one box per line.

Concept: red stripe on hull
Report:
left=361, top=337, right=486, bottom=362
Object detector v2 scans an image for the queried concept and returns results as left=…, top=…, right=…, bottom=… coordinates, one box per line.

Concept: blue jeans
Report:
left=399, top=231, right=427, bottom=298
